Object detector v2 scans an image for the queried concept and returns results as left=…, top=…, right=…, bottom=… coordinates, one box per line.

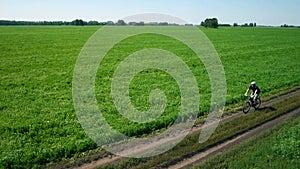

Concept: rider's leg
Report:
left=254, top=94, right=259, bottom=104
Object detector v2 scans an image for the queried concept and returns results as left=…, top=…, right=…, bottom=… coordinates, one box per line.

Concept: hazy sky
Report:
left=1, top=0, right=299, bottom=26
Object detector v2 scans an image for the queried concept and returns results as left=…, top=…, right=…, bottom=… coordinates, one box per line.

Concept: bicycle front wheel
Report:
left=243, top=101, right=251, bottom=114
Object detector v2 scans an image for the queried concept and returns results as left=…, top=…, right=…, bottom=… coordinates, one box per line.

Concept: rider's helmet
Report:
left=251, top=81, right=256, bottom=85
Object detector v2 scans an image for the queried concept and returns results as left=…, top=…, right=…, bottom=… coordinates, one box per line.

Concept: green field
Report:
left=0, top=26, right=300, bottom=168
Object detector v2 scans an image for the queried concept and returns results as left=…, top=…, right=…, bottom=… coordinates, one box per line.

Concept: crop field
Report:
left=0, top=26, right=300, bottom=168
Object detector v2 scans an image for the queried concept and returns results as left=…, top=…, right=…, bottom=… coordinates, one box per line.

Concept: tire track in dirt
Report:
left=168, top=107, right=300, bottom=169
left=75, top=89, right=300, bottom=169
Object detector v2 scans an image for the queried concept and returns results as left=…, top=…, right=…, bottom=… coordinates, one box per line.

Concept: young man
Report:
left=245, top=81, right=260, bottom=103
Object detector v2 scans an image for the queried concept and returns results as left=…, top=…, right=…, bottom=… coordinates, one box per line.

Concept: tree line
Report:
left=0, top=19, right=107, bottom=26
left=0, top=18, right=224, bottom=27
left=0, top=19, right=187, bottom=26
left=201, top=18, right=259, bottom=28
left=201, top=18, right=299, bottom=28
left=280, top=24, right=298, bottom=28
left=234, top=22, right=257, bottom=27
left=1, top=18, right=299, bottom=28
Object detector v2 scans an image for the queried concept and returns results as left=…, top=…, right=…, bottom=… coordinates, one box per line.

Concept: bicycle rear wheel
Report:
left=243, top=102, right=251, bottom=114
left=254, top=98, right=261, bottom=110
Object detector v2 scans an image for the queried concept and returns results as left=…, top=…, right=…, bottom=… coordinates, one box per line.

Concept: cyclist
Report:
left=245, top=81, right=260, bottom=104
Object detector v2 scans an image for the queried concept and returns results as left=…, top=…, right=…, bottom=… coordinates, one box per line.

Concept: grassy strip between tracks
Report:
left=93, top=91, right=300, bottom=169
left=192, top=111, right=300, bottom=169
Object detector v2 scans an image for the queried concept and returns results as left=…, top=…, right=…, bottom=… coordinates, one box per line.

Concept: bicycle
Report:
left=242, top=95, right=261, bottom=114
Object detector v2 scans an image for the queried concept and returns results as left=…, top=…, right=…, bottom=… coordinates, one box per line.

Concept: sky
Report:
left=1, top=0, right=299, bottom=26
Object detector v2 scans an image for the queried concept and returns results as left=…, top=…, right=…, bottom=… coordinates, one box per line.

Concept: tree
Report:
left=241, top=23, right=249, bottom=27
left=106, top=21, right=115, bottom=25
left=72, top=19, right=85, bottom=26
left=233, top=23, right=238, bottom=27
left=200, top=21, right=205, bottom=27
left=136, top=21, right=144, bottom=26
left=116, top=20, right=126, bottom=26
left=88, top=21, right=99, bottom=25
left=128, top=22, right=137, bottom=26
left=202, top=18, right=219, bottom=28
left=158, top=22, right=169, bottom=26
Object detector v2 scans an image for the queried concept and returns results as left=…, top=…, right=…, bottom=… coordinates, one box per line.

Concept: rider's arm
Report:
left=254, top=89, right=257, bottom=96
left=245, top=89, right=249, bottom=96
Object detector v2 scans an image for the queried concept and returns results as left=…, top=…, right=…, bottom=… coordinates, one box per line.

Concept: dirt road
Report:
left=74, top=89, right=300, bottom=169
left=169, top=107, right=300, bottom=169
